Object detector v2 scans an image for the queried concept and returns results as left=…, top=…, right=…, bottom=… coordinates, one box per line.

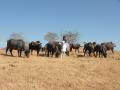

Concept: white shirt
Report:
left=61, top=41, right=69, bottom=52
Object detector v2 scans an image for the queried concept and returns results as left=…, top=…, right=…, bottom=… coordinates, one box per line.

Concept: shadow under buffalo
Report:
left=38, top=53, right=47, bottom=57
left=0, top=53, right=25, bottom=58
left=0, top=53, right=16, bottom=57
left=77, top=54, right=84, bottom=57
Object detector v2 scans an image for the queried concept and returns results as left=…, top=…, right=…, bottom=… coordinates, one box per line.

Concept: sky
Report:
left=0, top=0, right=120, bottom=49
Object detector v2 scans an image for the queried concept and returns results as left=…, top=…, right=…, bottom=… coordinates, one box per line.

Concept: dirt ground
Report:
left=0, top=49, right=120, bottom=90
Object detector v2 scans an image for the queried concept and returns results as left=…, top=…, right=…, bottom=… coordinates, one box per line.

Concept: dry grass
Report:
left=0, top=49, right=120, bottom=90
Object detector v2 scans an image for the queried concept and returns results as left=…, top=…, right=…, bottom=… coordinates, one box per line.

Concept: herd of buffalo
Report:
left=5, top=39, right=116, bottom=58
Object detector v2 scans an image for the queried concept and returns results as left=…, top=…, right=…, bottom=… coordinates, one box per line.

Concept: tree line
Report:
left=9, top=31, right=80, bottom=44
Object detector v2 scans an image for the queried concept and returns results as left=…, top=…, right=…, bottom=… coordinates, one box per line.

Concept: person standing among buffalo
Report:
left=61, top=36, right=70, bottom=58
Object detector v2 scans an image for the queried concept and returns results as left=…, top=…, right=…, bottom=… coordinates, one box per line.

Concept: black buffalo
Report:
left=94, top=44, right=107, bottom=58
left=83, top=42, right=94, bottom=56
left=45, top=41, right=62, bottom=57
left=6, top=39, right=30, bottom=57
left=29, top=41, right=42, bottom=56
left=70, top=43, right=81, bottom=53
left=101, top=42, right=116, bottom=53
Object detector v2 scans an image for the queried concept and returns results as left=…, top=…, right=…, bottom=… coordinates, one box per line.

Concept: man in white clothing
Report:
left=61, top=36, right=69, bottom=59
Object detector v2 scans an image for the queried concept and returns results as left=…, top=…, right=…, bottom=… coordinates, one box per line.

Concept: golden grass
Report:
left=0, top=49, right=120, bottom=90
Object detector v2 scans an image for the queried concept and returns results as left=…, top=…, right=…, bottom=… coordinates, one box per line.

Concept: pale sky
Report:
left=0, top=0, right=120, bottom=49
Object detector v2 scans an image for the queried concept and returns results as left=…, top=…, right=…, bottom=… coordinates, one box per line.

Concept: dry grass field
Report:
left=0, top=49, right=120, bottom=90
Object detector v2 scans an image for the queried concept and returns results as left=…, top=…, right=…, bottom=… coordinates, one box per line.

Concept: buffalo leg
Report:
left=37, top=50, right=39, bottom=56
left=75, top=49, right=76, bottom=53
left=45, top=50, right=47, bottom=55
left=77, top=49, right=79, bottom=53
left=18, top=50, right=20, bottom=57
left=18, top=50, right=22, bottom=57
left=47, top=51, right=49, bottom=57
left=6, top=47, right=9, bottom=55
left=98, top=52, right=100, bottom=58
left=51, top=51, right=54, bottom=57
left=95, top=52, right=97, bottom=57
left=89, top=51, right=91, bottom=56
left=84, top=49, right=87, bottom=56
left=111, top=48, right=114, bottom=53
left=31, top=50, right=33, bottom=55
left=10, top=49, right=13, bottom=56
left=20, top=50, right=22, bottom=57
